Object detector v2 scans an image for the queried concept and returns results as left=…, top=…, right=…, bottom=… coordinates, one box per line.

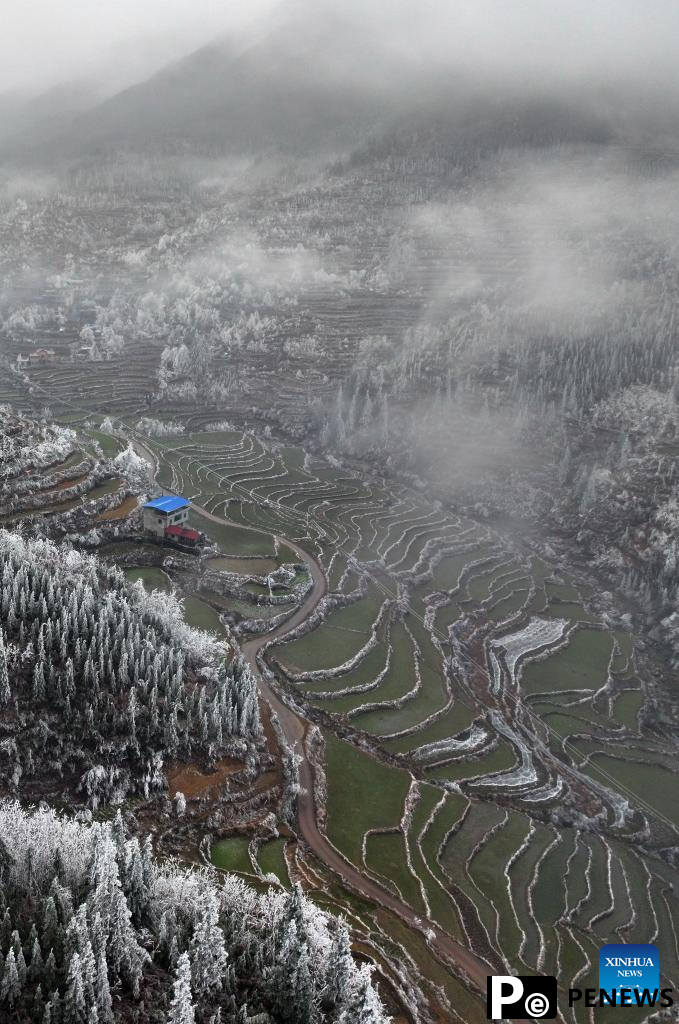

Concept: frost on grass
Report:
left=489, top=617, right=569, bottom=692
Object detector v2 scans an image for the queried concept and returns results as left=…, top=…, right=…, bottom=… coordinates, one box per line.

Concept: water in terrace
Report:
left=144, top=424, right=679, bottom=1018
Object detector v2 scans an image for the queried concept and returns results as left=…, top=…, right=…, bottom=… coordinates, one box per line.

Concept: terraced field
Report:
left=7, top=395, right=677, bottom=1018
left=0, top=411, right=139, bottom=532
left=125, top=425, right=679, bottom=1020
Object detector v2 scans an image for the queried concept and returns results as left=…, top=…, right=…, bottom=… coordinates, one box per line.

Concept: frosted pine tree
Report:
left=167, top=951, right=195, bottom=1024
left=63, top=951, right=87, bottom=1024
left=0, top=628, right=10, bottom=706
left=189, top=891, right=227, bottom=999
left=0, top=947, right=21, bottom=1007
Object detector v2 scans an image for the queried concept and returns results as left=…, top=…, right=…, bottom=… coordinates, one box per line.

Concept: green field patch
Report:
left=486, top=588, right=530, bottom=622
left=405, top=784, right=463, bottom=935
left=87, top=477, right=124, bottom=500
left=227, top=499, right=304, bottom=542
left=307, top=650, right=403, bottom=716
left=431, top=549, right=494, bottom=591
left=468, top=811, right=531, bottom=969
left=303, top=643, right=388, bottom=699
left=276, top=543, right=300, bottom=565
left=611, top=689, right=642, bottom=729
left=440, top=802, right=506, bottom=946
left=539, top=711, right=600, bottom=745
left=343, top=624, right=414, bottom=711
left=124, top=566, right=173, bottom=593
left=558, top=927, right=589, bottom=993
left=649, top=881, right=679, bottom=990
left=432, top=601, right=464, bottom=633
left=354, top=657, right=447, bottom=736
left=182, top=595, right=227, bottom=636
left=531, top=558, right=560, bottom=585
left=521, top=628, right=612, bottom=694
left=591, top=849, right=633, bottom=941
left=613, top=629, right=634, bottom=664
left=81, top=427, right=123, bottom=457
left=381, top=700, right=477, bottom=757
left=188, top=512, right=275, bottom=557
left=614, top=848, right=656, bottom=946
left=55, top=411, right=88, bottom=425
left=569, top=834, right=614, bottom=931
left=581, top=754, right=679, bottom=827
left=278, top=588, right=382, bottom=673
left=418, top=792, right=468, bottom=920
left=464, top=567, right=505, bottom=604
left=545, top=582, right=582, bottom=603
left=50, top=450, right=88, bottom=473
left=213, top=595, right=284, bottom=624
left=187, top=430, right=244, bottom=448
left=326, top=552, right=349, bottom=592
left=530, top=830, right=576, bottom=975
left=206, top=555, right=278, bottom=574
left=423, top=740, right=516, bottom=783
left=506, top=820, right=554, bottom=968
left=256, top=838, right=290, bottom=886
left=408, top=783, right=443, bottom=842
left=545, top=601, right=597, bottom=622
left=323, top=731, right=410, bottom=866
left=364, top=831, right=426, bottom=914
left=211, top=836, right=253, bottom=874
left=385, top=522, right=450, bottom=573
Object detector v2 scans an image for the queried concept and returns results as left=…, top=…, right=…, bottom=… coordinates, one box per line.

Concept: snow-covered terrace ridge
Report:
left=488, top=616, right=570, bottom=693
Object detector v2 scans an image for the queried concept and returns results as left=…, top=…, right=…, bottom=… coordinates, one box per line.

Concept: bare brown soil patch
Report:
left=97, top=495, right=139, bottom=520
left=166, top=757, right=242, bottom=799
left=37, top=472, right=88, bottom=494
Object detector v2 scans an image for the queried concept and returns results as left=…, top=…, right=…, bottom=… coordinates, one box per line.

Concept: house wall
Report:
left=168, top=507, right=189, bottom=526
left=143, top=505, right=189, bottom=537
left=143, top=508, right=166, bottom=537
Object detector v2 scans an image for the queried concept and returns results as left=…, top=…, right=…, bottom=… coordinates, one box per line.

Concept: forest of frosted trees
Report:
left=0, top=526, right=391, bottom=1022
left=0, top=531, right=261, bottom=807
left=0, top=801, right=386, bottom=1023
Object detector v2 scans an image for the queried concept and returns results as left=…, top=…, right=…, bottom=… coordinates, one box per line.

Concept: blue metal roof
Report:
left=143, top=495, right=190, bottom=513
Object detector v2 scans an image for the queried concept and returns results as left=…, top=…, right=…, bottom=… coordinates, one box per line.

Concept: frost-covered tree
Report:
left=0, top=802, right=388, bottom=1024
left=167, top=953, right=195, bottom=1024
left=0, top=530, right=259, bottom=807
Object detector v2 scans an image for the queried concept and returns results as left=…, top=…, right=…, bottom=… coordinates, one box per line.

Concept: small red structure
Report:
left=165, top=524, right=202, bottom=547
left=28, top=348, right=56, bottom=366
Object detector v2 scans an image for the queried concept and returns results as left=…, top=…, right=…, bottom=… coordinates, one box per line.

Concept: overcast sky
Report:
left=0, top=0, right=277, bottom=93
left=3, top=0, right=679, bottom=97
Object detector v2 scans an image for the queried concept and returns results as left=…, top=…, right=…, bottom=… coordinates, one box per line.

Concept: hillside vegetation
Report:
left=0, top=801, right=386, bottom=1023
left=0, top=530, right=260, bottom=808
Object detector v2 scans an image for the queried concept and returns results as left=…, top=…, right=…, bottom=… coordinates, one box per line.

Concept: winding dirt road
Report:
left=133, top=441, right=495, bottom=1005
left=192, top=506, right=495, bottom=1001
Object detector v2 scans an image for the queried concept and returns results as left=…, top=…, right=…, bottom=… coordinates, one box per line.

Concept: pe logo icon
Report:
left=486, top=975, right=557, bottom=1019
left=599, top=944, right=659, bottom=995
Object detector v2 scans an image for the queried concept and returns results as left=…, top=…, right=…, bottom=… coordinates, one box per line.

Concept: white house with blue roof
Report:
left=142, top=493, right=191, bottom=538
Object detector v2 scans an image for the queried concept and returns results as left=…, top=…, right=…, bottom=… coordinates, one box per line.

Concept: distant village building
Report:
left=143, top=494, right=191, bottom=536
left=26, top=348, right=56, bottom=366
left=142, top=494, right=202, bottom=547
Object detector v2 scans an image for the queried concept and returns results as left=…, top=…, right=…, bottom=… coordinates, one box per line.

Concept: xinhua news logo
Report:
left=487, top=944, right=675, bottom=1020
left=599, top=943, right=658, bottom=995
